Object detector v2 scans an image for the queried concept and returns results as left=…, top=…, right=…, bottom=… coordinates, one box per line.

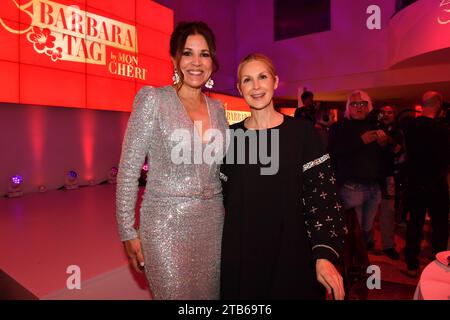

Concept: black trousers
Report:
left=405, top=178, right=449, bottom=270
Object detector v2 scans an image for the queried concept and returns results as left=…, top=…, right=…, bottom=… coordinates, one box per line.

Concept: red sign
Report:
left=207, top=92, right=251, bottom=125
left=0, top=0, right=173, bottom=111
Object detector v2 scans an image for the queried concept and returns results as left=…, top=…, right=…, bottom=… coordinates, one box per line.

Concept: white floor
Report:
left=0, top=184, right=152, bottom=299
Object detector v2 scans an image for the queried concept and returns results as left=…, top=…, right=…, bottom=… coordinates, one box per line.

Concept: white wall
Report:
left=235, top=0, right=396, bottom=98
left=0, top=103, right=129, bottom=196
left=234, top=0, right=450, bottom=101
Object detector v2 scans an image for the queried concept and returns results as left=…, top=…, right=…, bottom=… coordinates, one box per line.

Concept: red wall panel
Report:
left=0, top=0, right=173, bottom=111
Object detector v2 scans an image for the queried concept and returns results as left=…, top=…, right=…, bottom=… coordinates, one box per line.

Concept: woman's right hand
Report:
left=123, top=238, right=145, bottom=273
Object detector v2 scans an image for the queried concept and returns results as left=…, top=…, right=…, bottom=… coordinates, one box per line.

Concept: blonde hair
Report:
left=237, top=53, right=277, bottom=89
left=344, top=90, right=373, bottom=119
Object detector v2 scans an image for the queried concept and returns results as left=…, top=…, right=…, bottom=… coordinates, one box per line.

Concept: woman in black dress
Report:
left=220, top=53, right=346, bottom=299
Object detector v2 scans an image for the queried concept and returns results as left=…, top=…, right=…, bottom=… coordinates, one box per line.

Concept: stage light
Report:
left=64, top=170, right=79, bottom=190
left=68, top=170, right=77, bottom=179
left=38, top=185, right=47, bottom=193
left=108, top=167, right=118, bottom=184
left=12, top=175, right=22, bottom=185
left=7, top=175, right=24, bottom=198
left=88, top=179, right=96, bottom=186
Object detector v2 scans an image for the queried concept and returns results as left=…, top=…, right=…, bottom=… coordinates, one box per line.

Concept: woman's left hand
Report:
left=316, top=258, right=345, bottom=300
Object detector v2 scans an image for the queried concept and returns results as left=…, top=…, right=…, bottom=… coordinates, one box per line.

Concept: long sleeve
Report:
left=301, top=123, right=346, bottom=265
left=328, top=121, right=365, bottom=158
left=116, top=86, right=158, bottom=241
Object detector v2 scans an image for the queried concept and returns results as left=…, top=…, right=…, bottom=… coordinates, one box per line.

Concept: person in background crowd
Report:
left=377, top=105, right=403, bottom=260
left=328, top=90, right=387, bottom=251
left=314, top=103, right=337, bottom=149
left=404, top=91, right=449, bottom=278
left=295, top=90, right=316, bottom=124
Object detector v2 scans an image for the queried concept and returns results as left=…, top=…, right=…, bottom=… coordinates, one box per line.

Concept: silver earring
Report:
left=172, top=69, right=180, bottom=85
left=205, top=78, right=214, bottom=89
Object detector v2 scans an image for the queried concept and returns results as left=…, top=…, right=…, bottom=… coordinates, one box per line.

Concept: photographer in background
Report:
left=295, top=90, right=316, bottom=124
left=376, top=105, right=404, bottom=260
left=314, top=102, right=337, bottom=148
left=404, top=91, right=450, bottom=278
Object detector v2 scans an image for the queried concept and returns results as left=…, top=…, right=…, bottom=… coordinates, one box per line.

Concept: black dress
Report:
left=220, top=115, right=345, bottom=299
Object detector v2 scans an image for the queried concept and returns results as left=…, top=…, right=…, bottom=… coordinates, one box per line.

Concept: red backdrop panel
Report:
left=0, top=0, right=173, bottom=111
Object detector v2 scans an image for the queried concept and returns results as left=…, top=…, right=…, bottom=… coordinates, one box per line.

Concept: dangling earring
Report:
left=205, top=78, right=214, bottom=89
left=172, top=69, right=180, bottom=85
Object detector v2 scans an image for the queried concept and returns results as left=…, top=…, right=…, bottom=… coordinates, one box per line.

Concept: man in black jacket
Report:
left=404, top=91, right=450, bottom=278
left=328, top=90, right=387, bottom=250
left=377, top=105, right=403, bottom=260
left=295, top=91, right=316, bottom=123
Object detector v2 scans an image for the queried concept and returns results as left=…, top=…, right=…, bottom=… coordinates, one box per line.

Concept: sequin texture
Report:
left=116, top=86, right=228, bottom=299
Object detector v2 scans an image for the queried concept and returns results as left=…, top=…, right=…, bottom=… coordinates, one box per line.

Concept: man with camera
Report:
left=328, top=90, right=387, bottom=251
left=404, top=91, right=450, bottom=278
left=376, top=105, right=403, bottom=260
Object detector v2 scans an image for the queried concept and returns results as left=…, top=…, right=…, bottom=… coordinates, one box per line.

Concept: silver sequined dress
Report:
left=116, top=85, right=228, bottom=299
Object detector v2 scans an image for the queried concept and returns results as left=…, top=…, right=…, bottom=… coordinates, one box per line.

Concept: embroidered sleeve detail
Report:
left=302, top=154, right=330, bottom=172
left=219, top=172, right=228, bottom=182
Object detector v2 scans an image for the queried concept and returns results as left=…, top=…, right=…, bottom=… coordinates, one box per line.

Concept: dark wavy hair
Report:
left=301, top=91, right=314, bottom=104
left=169, top=21, right=219, bottom=84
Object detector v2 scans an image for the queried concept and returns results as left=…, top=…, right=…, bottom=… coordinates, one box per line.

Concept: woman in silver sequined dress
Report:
left=116, top=22, right=228, bottom=299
